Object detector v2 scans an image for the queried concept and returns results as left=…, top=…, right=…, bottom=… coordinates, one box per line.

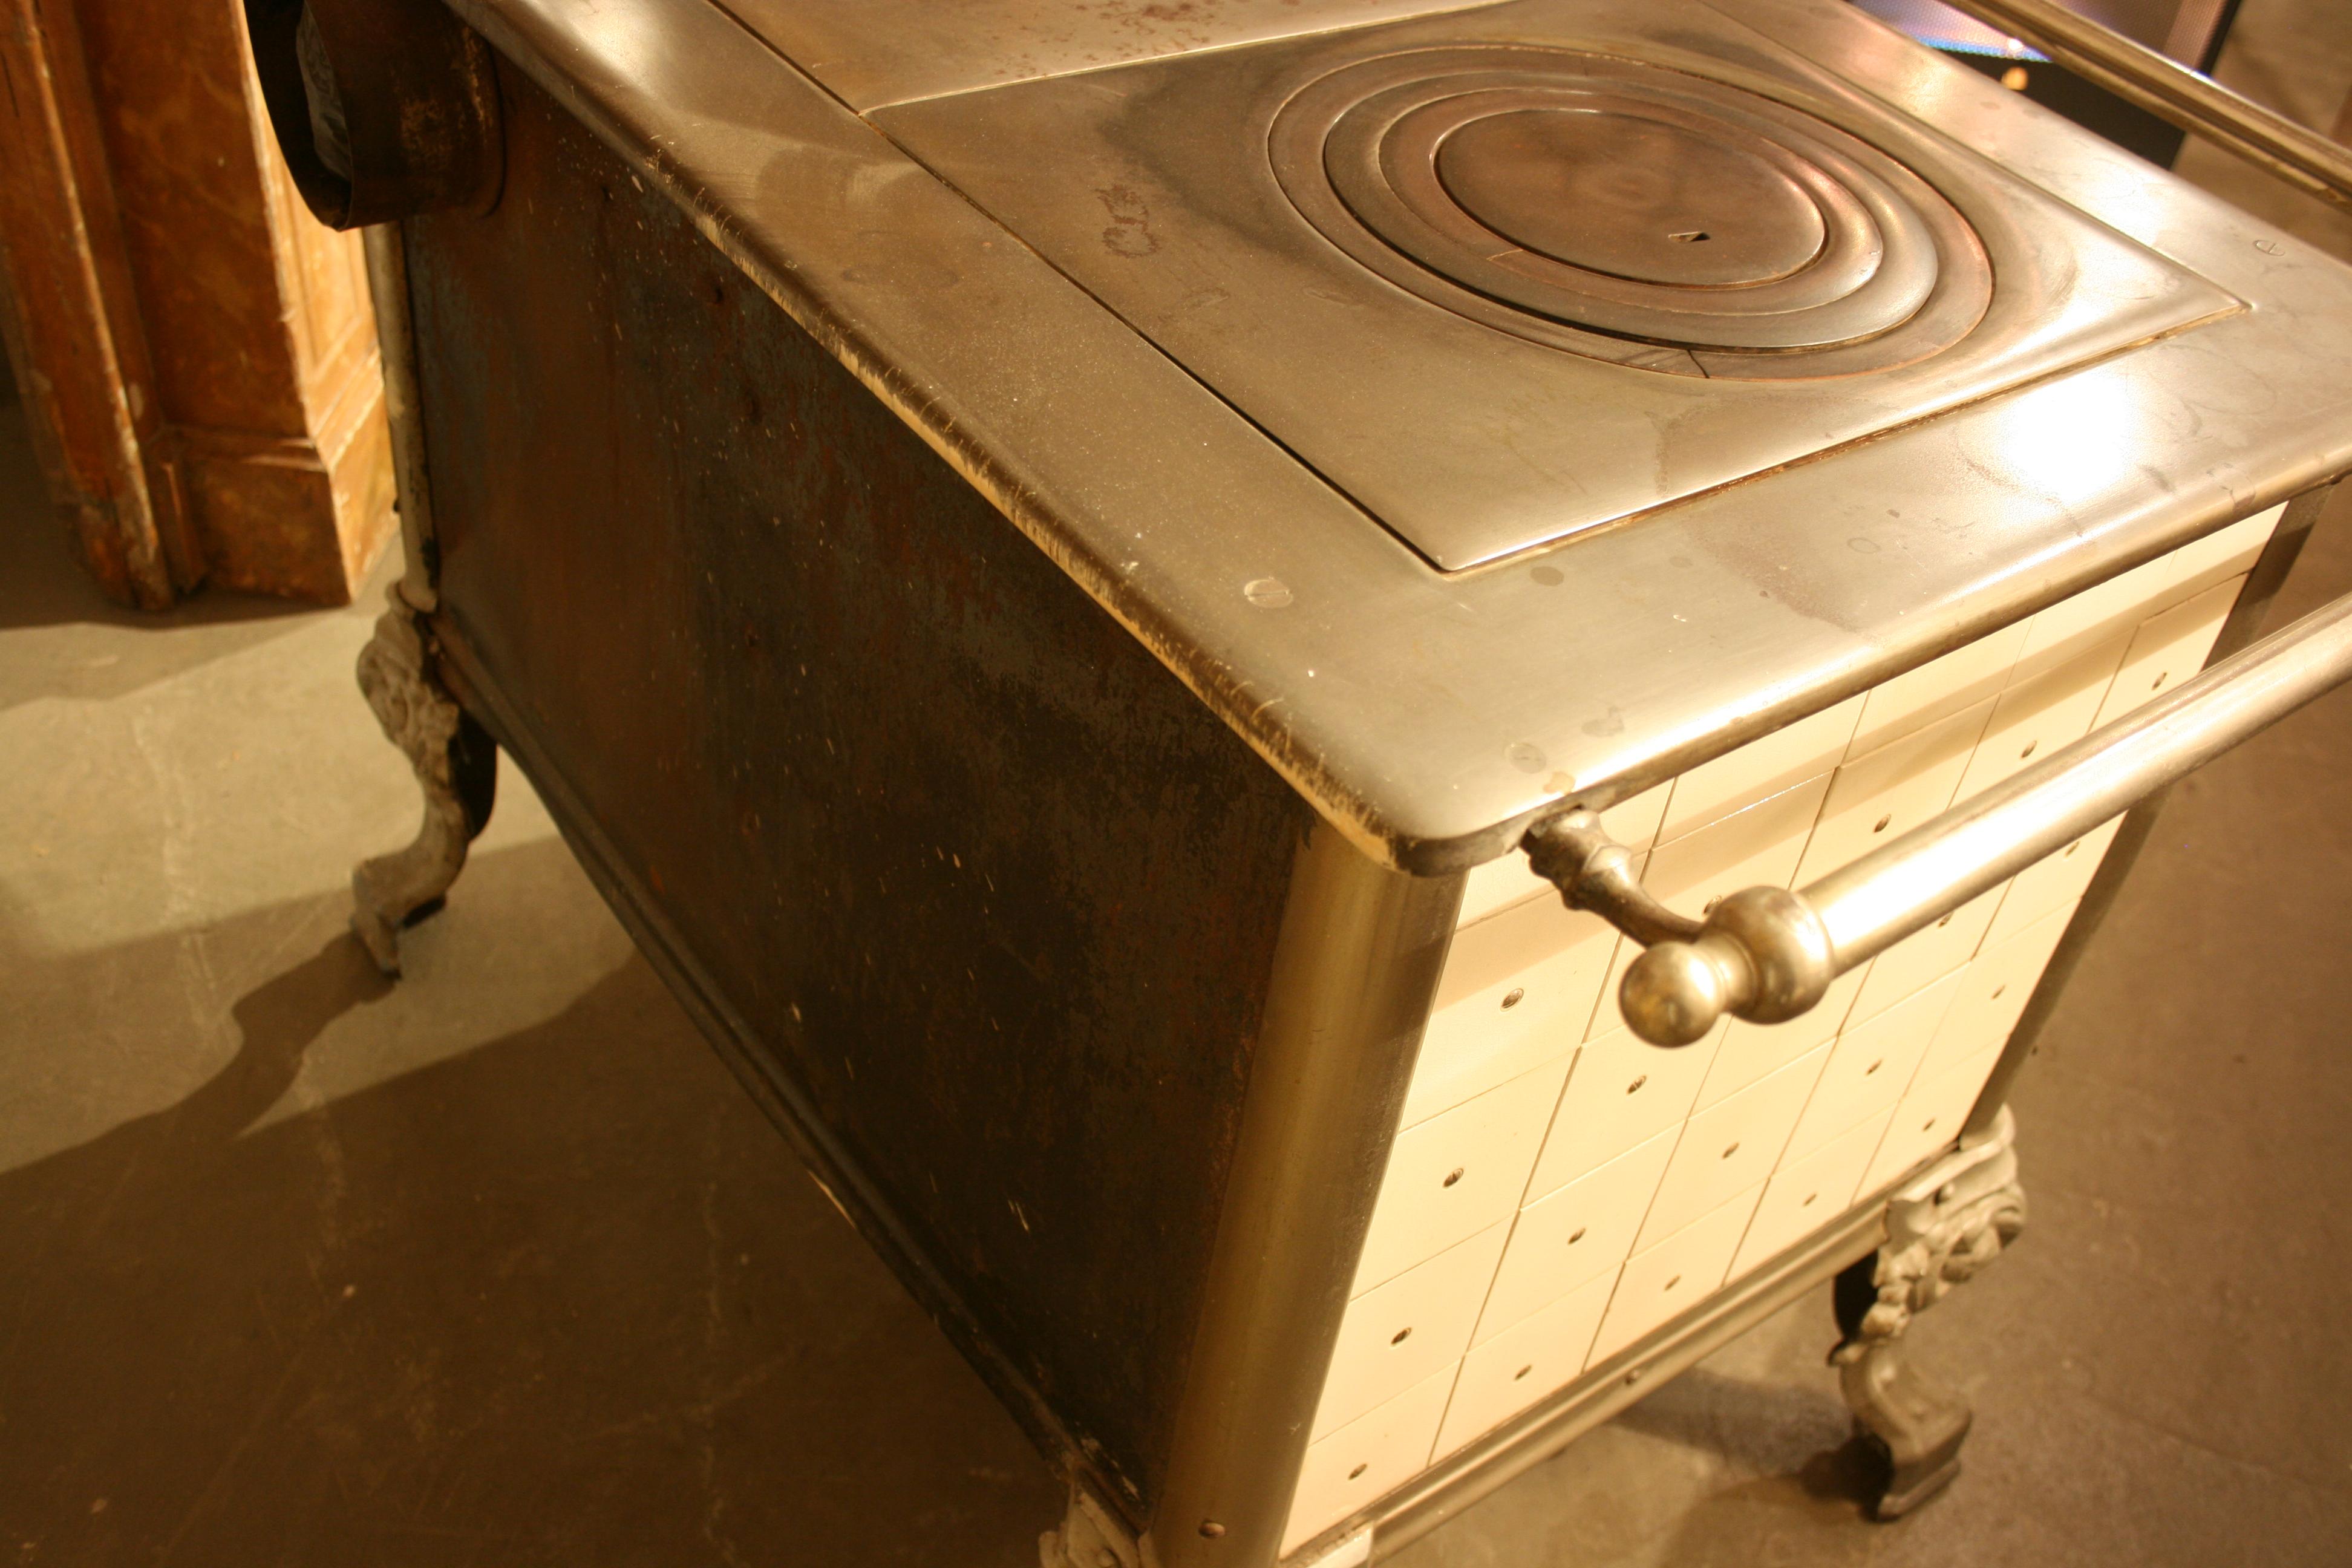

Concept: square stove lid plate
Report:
left=871, top=0, right=2239, bottom=571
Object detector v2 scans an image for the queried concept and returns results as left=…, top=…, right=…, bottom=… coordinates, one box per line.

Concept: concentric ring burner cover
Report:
left=1272, top=48, right=1991, bottom=377
left=868, top=4, right=2239, bottom=569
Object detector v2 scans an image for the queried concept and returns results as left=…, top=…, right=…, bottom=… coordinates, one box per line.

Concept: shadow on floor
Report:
left=0, top=910, right=1057, bottom=1567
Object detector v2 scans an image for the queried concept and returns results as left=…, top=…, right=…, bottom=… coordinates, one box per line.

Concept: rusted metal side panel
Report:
left=404, top=71, right=1315, bottom=1513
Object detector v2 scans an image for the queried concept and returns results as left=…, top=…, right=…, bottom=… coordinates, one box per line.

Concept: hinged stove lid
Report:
left=871, top=5, right=2238, bottom=570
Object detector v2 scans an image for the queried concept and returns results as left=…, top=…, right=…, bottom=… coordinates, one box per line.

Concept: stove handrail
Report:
left=1930, top=0, right=2352, bottom=211
left=1525, top=584, right=2352, bottom=1047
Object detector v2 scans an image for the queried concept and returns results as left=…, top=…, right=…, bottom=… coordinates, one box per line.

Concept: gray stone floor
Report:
left=3, top=8, right=2350, bottom=1566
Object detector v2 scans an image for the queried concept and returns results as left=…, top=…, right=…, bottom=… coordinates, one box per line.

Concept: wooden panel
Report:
left=0, top=0, right=185, bottom=604
left=413, top=76, right=1328, bottom=1504
left=0, top=0, right=389, bottom=606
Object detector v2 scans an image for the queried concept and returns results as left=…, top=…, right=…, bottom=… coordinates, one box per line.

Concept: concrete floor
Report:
left=4, top=9, right=2350, bottom=1565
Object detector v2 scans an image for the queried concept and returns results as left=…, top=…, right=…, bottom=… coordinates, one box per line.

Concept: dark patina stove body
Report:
left=248, top=0, right=2352, bottom=1561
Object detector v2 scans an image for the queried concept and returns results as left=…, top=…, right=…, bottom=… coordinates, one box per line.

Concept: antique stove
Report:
left=249, top=0, right=2352, bottom=1563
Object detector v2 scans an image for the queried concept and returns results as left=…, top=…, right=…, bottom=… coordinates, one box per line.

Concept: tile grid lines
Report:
left=1301, top=520, right=2276, bottom=1535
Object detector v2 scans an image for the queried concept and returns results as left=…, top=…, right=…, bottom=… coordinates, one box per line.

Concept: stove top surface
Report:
left=872, top=4, right=2236, bottom=569
left=460, top=0, right=2352, bottom=867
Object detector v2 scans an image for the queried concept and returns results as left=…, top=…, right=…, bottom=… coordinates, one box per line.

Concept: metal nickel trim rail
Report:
left=1526, top=587, right=2352, bottom=1047
left=1933, top=0, right=2352, bottom=209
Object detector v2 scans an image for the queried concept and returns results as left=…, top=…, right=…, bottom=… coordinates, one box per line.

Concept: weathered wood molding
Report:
left=0, top=0, right=395, bottom=607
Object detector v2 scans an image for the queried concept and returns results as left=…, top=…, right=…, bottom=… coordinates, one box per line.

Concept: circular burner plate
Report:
left=1438, top=108, right=1823, bottom=287
left=1271, top=48, right=1990, bottom=377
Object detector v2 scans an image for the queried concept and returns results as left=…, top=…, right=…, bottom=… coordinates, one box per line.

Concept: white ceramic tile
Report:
left=2165, top=503, right=2282, bottom=603
left=1313, top=1223, right=1509, bottom=1440
left=1477, top=1128, right=1677, bottom=1344
left=1636, top=1044, right=1828, bottom=1249
left=1920, top=903, right=2076, bottom=1084
left=1797, top=700, right=1991, bottom=884
left=1844, top=881, right=2005, bottom=1028
left=1985, top=817, right=2120, bottom=948
left=1455, top=783, right=1671, bottom=927
left=1357, top=1058, right=1569, bottom=1292
left=1283, top=1365, right=1455, bottom=1554
left=1528, top=1022, right=1720, bottom=1201
left=2093, top=575, right=2243, bottom=730
left=1410, top=893, right=1618, bottom=1126
left=1848, top=619, right=2029, bottom=760
left=2011, top=550, right=2181, bottom=683
left=1863, top=1046, right=2006, bottom=1196
left=1731, top=1108, right=1895, bottom=1279
left=1587, top=1187, right=1762, bottom=1366
left=1953, top=632, right=2131, bottom=802
left=1659, top=695, right=1863, bottom=844
left=1643, top=773, right=1834, bottom=920
left=1786, top=969, right=1964, bottom=1165
left=1701, top=962, right=1868, bottom=1111
left=1437, top=1270, right=1615, bottom=1458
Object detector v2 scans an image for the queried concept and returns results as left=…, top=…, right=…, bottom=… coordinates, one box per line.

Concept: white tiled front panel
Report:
left=2094, top=575, right=2243, bottom=730
left=1477, top=1128, right=1676, bottom=1342
left=1284, top=506, right=2282, bottom=1547
left=1354, top=1058, right=1567, bottom=1292
left=1284, top=1367, right=1455, bottom=1555
left=1785, top=970, right=1963, bottom=1166
left=1589, top=1186, right=1762, bottom=1365
left=1406, top=897, right=1615, bottom=1128
left=1529, top=1022, right=1719, bottom=1199
left=1733, top=1109, right=1895, bottom=1278
left=1312, top=1223, right=1509, bottom=1441
left=1437, top=1270, right=1617, bottom=1458
left=1635, top=1045, right=1828, bottom=1249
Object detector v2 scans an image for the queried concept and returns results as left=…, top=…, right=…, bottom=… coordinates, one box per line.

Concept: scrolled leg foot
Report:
left=1831, top=1108, right=2027, bottom=1521
left=352, top=589, right=496, bottom=975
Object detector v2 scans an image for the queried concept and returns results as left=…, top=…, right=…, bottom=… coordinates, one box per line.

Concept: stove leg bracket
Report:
left=1041, top=1483, right=1150, bottom=1568
left=1830, top=1108, right=2027, bottom=1521
left=352, top=588, right=498, bottom=975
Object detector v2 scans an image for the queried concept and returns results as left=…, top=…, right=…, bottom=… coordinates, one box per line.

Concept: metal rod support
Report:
left=1935, top=0, right=2352, bottom=210
left=1534, top=587, right=2352, bottom=1046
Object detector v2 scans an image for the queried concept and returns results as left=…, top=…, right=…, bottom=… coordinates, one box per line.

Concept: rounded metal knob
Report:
left=1619, top=887, right=1835, bottom=1046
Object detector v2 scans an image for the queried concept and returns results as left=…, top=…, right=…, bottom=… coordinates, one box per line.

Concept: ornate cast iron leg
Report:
left=1830, top=1107, right=2027, bottom=1521
left=352, top=588, right=497, bottom=975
